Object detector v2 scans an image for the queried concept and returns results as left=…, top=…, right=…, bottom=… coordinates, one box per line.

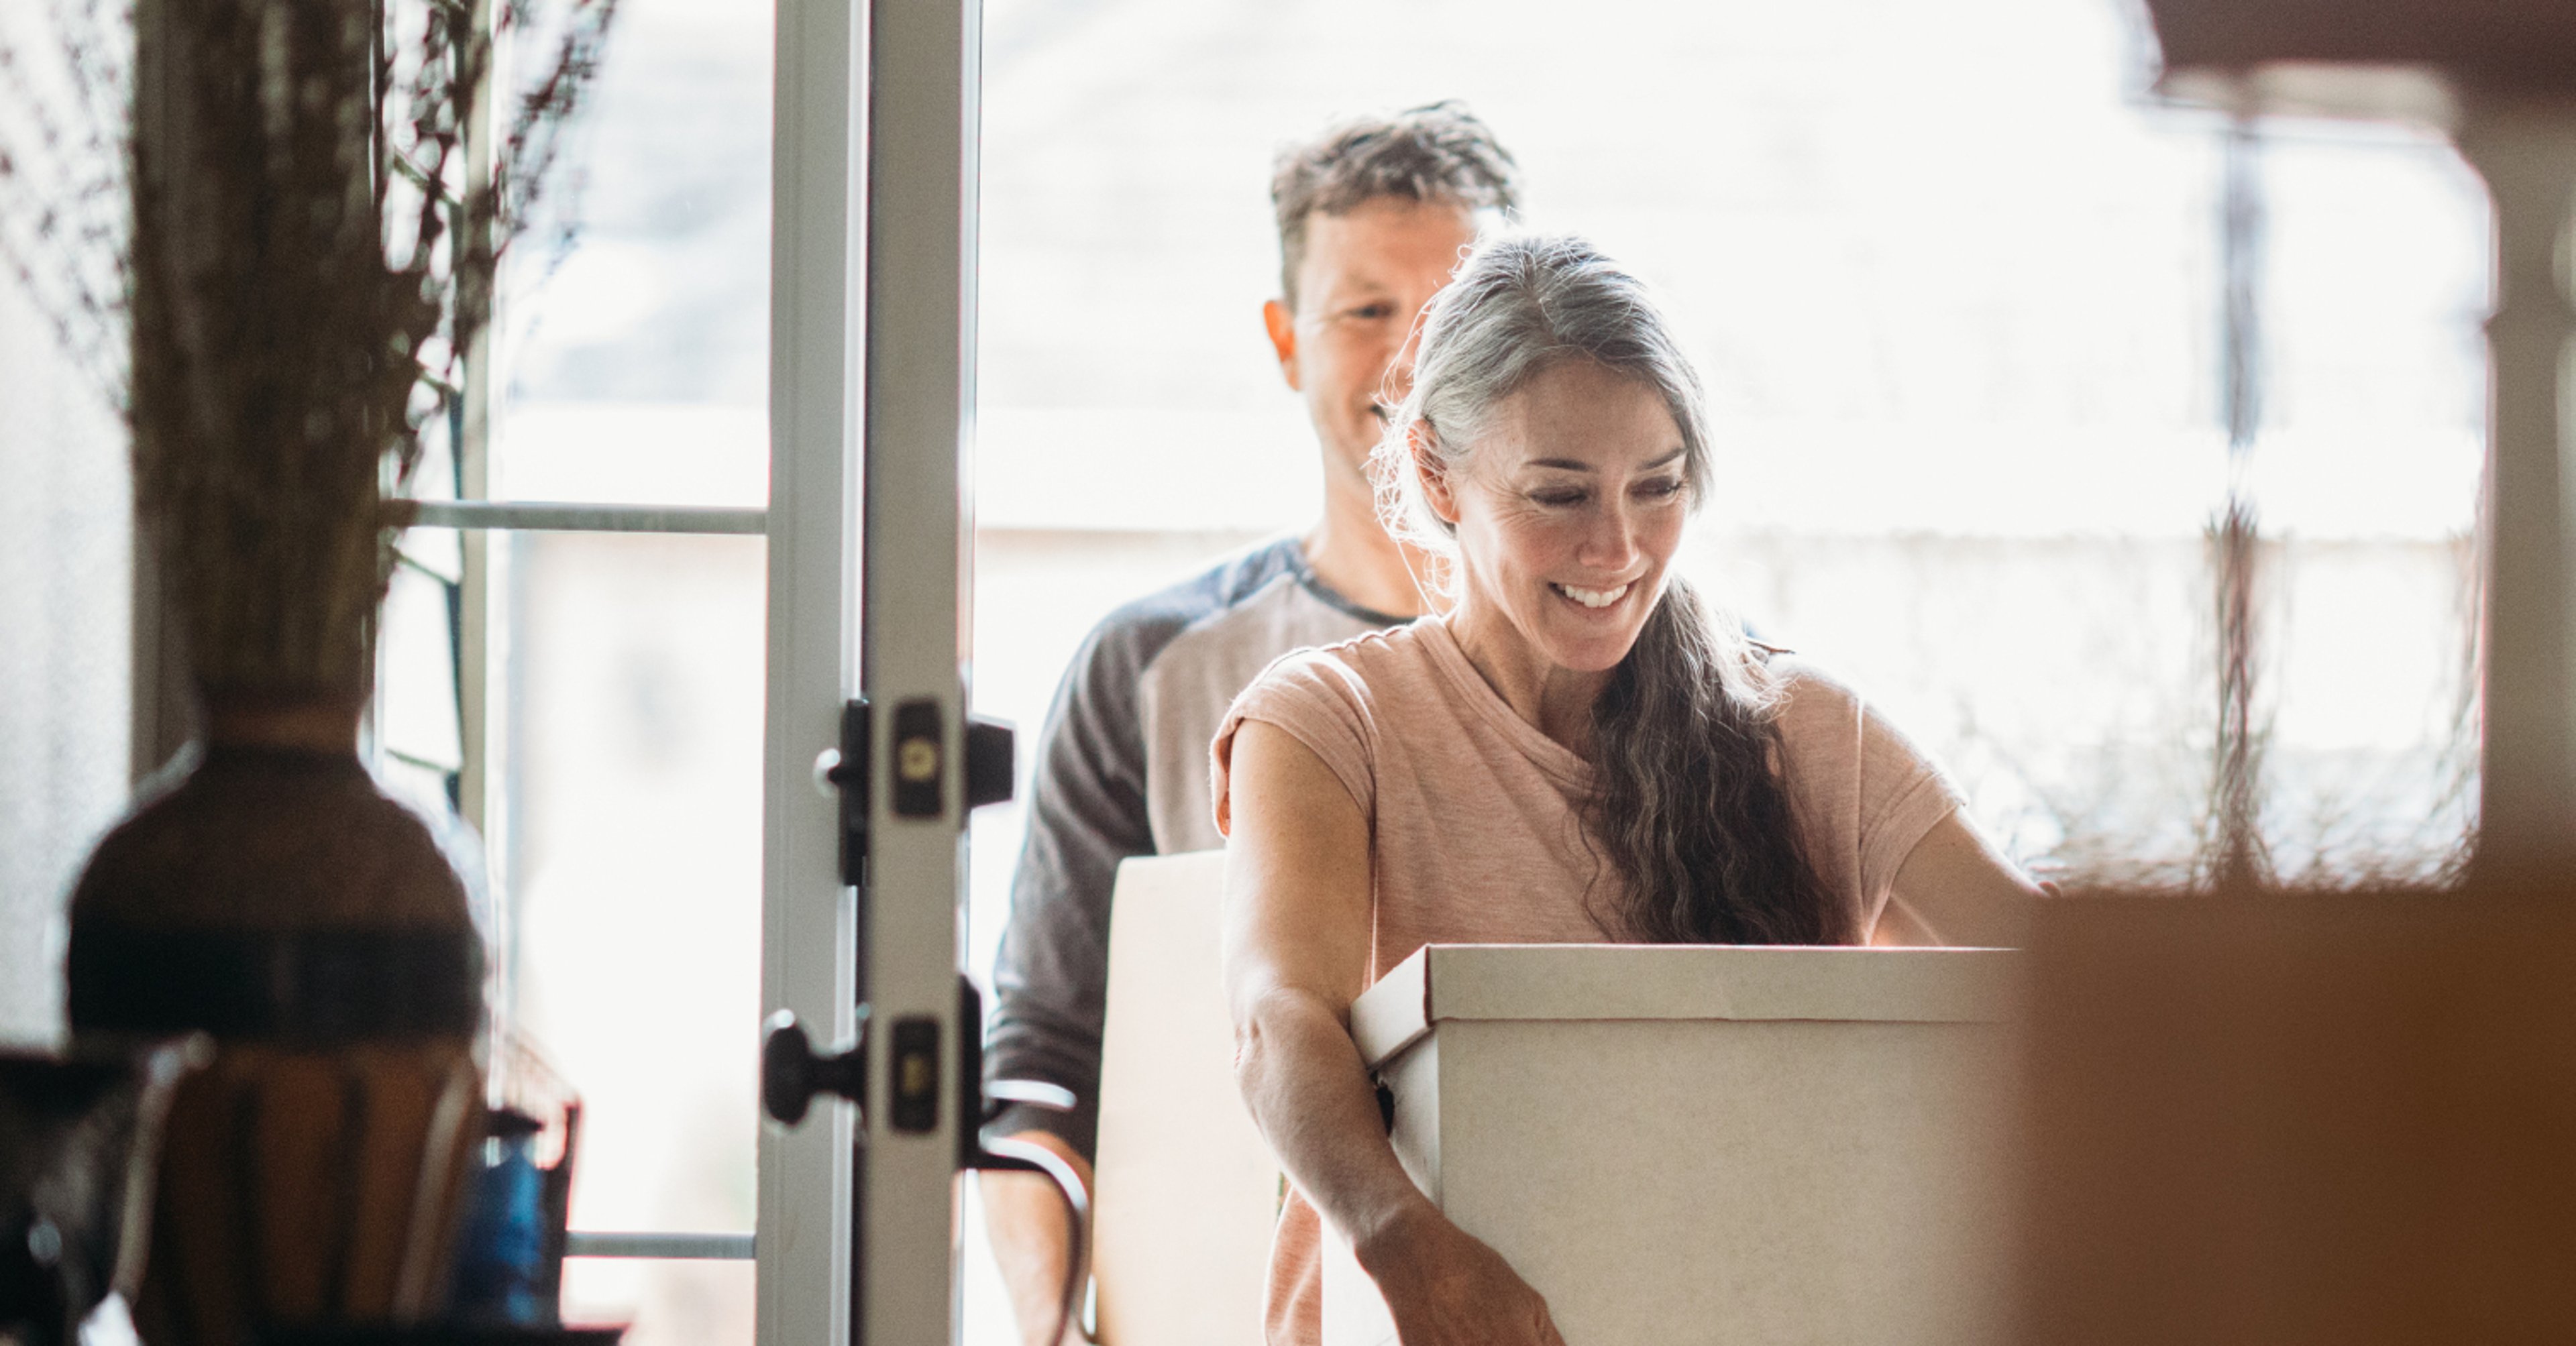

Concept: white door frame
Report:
left=760, top=0, right=981, bottom=1342
left=757, top=0, right=863, bottom=1340
left=857, top=0, right=980, bottom=1340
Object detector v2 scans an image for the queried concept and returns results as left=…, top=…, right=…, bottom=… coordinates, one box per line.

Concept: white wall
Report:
left=0, top=256, right=132, bottom=1048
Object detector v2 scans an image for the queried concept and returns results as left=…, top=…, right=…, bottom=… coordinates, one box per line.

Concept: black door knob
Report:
left=761, top=1010, right=866, bottom=1128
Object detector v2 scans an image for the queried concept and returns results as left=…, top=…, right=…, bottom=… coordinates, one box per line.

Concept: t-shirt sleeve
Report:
left=1851, top=694, right=1966, bottom=901
left=1210, top=649, right=1378, bottom=839
left=1772, top=660, right=1966, bottom=926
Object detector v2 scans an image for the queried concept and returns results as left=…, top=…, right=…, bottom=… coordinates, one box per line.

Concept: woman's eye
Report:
left=1639, top=479, right=1684, bottom=500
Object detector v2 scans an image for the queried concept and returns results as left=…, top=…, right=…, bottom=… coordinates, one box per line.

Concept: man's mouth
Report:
left=1551, top=581, right=1630, bottom=610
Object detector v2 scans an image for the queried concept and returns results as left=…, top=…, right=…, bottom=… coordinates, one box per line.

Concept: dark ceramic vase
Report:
left=66, top=714, right=488, bottom=1346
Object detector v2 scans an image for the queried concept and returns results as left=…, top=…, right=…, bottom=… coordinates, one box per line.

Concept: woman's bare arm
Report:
left=1222, top=720, right=1562, bottom=1346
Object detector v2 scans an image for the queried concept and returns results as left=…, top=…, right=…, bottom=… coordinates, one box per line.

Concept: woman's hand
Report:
left=1359, top=1204, right=1566, bottom=1346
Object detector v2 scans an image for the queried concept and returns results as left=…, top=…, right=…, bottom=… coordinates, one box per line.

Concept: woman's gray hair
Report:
left=1371, top=233, right=1714, bottom=578
left=1368, top=232, right=1849, bottom=947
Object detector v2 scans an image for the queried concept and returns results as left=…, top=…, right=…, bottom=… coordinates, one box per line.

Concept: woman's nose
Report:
left=1578, top=501, right=1641, bottom=569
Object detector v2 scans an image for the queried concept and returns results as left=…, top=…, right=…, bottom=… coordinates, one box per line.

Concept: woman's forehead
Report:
left=1479, top=364, right=1683, bottom=470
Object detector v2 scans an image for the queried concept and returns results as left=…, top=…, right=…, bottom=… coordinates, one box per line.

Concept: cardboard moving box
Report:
left=1089, top=852, right=1277, bottom=1345
left=1322, top=944, right=2021, bottom=1345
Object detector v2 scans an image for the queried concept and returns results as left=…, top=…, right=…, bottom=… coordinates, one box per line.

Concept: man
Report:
left=980, top=102, right=1521, bottom=1344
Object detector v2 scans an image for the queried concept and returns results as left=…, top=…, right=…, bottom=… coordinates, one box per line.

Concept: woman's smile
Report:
left=1550, top=579, right=1633, bottom=610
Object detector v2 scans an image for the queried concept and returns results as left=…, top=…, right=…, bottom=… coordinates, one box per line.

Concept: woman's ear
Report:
left=1413, top=425, right=1460, bottom=525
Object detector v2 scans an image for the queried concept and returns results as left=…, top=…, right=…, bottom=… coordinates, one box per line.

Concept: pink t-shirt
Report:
left=1210, top=616, right=1965, bottom=1345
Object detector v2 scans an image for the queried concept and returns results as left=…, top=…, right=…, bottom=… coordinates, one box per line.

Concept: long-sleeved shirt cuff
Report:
left=986, top=1099, right=1098, bottom=1166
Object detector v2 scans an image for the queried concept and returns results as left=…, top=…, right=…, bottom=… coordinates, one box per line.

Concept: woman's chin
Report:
left=1468, top=589, right=1649, bottom=675
left=1536, top=626, right=1644, bottom=675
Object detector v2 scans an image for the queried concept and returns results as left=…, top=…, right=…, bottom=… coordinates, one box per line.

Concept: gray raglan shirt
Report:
left=983, top=537, right=1405, bottom=1158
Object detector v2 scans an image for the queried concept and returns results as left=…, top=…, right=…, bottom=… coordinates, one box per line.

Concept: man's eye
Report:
left=1531, top=490, right=1586, bottom=508
left=1349, top=302, right=1395, bottom=321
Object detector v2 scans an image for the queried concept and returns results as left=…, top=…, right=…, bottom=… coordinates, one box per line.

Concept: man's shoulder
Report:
left=1072, top=537, right=1313, bottom=681
left=1077, top=538, right=1298, bottom=659
left=1136, top=548, right=1406, bottom=714
left=1103, top=535, right=1309, bottom=635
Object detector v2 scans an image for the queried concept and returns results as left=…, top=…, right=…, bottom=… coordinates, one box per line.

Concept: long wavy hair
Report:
left=1373, top=233, right=1851, bottom=945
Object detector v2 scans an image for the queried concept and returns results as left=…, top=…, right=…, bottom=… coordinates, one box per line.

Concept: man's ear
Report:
left=1413, top=425, right=1460, bottom=524
left=1262, top=298, right=1301, bottom=392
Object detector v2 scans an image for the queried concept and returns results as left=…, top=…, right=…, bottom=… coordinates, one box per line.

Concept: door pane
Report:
left=508, top=530, right=765, bottom=1346
left=485, top=1, right=775, bottom=1340
left=494, top=0, right=772, bottom=510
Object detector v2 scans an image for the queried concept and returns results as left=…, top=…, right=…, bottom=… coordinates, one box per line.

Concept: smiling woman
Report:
left=1382, top=235, right=1861, bottom=949
left=1212, top=233, right=2045, bottom=1346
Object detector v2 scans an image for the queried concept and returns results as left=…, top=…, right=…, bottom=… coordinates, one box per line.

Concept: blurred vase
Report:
left=65, top=693, right=488, bottom=1346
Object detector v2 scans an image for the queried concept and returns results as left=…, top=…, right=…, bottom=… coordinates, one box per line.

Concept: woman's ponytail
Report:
left=1587, top=576, right=1848, bottom=946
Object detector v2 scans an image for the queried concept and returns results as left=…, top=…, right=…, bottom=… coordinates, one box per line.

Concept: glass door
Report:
left=388, top=1, right=989, bottom=1341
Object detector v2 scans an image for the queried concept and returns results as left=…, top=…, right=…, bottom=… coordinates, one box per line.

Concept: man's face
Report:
left=1264, top=197, right=1481, bottom=493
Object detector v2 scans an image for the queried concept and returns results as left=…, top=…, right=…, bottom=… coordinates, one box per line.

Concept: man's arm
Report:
left=983, top=1135, right=1093, bottom=1346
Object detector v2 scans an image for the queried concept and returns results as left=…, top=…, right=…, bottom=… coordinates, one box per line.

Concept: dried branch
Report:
left=0, top=0, right=618, bottom=698
left=2204, top=497, right=2274, bottom=891
left=0, top=0, right=133, bottom=403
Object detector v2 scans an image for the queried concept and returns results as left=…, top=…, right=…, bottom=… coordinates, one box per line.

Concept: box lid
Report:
left=1349, top=944, right=2021, bottom=1068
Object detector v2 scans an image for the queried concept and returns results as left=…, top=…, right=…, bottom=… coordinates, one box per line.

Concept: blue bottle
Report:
left=450, top=1108, right=549, bottom=1325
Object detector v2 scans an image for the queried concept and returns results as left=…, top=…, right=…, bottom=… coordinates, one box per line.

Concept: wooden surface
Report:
left=2019, top=889, right=2576, bottom=1344
left=2143, top=0, right=2576, bottom=91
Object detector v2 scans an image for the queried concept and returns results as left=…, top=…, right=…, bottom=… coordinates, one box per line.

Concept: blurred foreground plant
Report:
left=0, top=0, right=614, bottom=700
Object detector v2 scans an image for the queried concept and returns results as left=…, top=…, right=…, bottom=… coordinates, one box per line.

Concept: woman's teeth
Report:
left=1552, top=581, right=1628, bottom=609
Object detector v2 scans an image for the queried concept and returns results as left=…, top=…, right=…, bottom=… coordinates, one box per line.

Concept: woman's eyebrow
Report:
left=1523, top=447, right=1687, bottom=473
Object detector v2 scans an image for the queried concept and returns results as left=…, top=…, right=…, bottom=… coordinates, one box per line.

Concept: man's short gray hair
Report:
left=1270, top=101, right=1520, bottom=310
